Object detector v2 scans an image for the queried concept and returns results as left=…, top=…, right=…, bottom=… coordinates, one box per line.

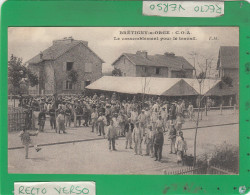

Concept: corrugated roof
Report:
left=87, top=76, right=235, bottom=96
left=26, top=40, right=104, bottom=64
left=113, top=53, right=194, bottom=70
left=86, top=76, right=198, bottom=96
left=217, top=46, right=239, bottom=69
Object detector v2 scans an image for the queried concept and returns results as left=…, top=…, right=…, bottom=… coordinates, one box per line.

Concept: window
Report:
left=66, top=62, right=74, bottom=71
left=142, top=67, right=147, bottom=73
left=66, top=81, right=73, bottom=90
left=156, top=67, right=160, bottom=75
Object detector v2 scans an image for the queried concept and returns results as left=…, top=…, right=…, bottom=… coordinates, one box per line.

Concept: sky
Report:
left=8, top=27, right=239, bottom=74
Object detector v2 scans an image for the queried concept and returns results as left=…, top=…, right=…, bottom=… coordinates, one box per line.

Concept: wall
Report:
left=27, top=64, right=40, bottom=95
left=113, top=56, right=136, bottom=76
left=53, top=43, right=103, bottom=94
left=44, top=61, right=55, bottom=94
left=136, top=66, right=169, bottom=77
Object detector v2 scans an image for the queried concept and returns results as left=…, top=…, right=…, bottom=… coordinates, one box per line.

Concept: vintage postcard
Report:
left=8, top=27, right=239, bottom=174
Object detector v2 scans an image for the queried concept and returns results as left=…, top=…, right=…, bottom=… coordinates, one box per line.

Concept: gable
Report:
left=26, top=41, right=104, bottom=65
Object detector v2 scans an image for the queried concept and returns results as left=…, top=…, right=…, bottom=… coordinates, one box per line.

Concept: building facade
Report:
left=217, top=46, right=239, bottom=89
left=26, top=38, right=104, bottom=95
left=112, top=51, right=194, bottom=78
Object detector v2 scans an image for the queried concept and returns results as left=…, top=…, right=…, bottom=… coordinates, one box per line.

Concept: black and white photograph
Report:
left=8, top=27, right=239, bottom=175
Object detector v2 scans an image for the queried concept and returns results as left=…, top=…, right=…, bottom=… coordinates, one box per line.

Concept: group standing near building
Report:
left=18, top=92, right=191, bottom=164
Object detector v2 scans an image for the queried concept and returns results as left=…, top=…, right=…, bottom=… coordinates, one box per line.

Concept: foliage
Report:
left=8, top=54, right=38, bottom=94
left=221, top=76, right=233, bottom=87
left=197, top=71, right=206, bottom=80
left=112, top=68, right=122, bottom=76
left=196, top=142, right=239, bottom=173
left=68, top=69, right=79, bottom=84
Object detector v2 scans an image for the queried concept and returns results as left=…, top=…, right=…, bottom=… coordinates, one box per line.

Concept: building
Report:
left=112, top=51, right=194, bottom=78
left=217, top=46, right=239, bottom=105
left=26, top=37, right=104, bottom=95
left=217, top=46, right=239, bottom=88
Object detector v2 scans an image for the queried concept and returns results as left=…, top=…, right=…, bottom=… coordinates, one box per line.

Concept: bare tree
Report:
left=189, top=52, right=214, bottom=166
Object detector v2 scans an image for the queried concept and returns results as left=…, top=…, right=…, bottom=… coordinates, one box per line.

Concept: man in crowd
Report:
left=133, top=122, right=143, bottom=156
left=107, top=120, right=117, bottom=151
left=153, top=127, right=164, bottom=162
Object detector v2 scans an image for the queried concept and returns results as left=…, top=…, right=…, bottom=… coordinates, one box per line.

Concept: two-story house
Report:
left=26, top=37, right=104, bottom=95
left=112, top=51, right=194, bottom=78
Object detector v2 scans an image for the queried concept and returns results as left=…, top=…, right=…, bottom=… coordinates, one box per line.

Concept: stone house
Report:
left=112, top=51, right=194, bottom=78
left=26, top=37, right=104, bottom=95
left=217, top=46, right=239, bottom=88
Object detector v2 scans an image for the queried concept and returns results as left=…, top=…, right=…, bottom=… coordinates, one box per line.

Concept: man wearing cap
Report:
left=133, top=122, right=143, bottom=155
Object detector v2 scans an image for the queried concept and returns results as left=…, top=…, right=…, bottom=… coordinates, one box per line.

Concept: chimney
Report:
left=53, top=37, right=74, bottom=46
left=40, top=51, right=43, bottom=59
left=136, top=50, right=148, bottom=58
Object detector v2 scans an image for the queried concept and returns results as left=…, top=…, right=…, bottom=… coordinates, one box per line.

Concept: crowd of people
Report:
left=18, top=93, right=190, bottom=164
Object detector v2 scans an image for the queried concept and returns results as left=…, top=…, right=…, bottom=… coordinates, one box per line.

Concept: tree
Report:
left=189, top=52, right=215, bottom=166
left=221, top=76, right=233, bottom=87
left=112, top=68, right=122, bottom=76
left=8, top=54, right=38, bottom=95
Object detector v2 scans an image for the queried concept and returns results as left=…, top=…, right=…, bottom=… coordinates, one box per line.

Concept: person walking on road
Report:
left=19, top=129, right=41, bottom=159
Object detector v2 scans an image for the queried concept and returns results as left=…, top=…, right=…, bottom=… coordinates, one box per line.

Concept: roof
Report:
left=183, top=78, right=221, bottom=95
left=86, top=76, right=198, bottom=96
left=205, top=82, right=238, bottom=96
left=112, top=53, right=194, bottom=71
left=26, top=40, right=104, bottom=64
left=217, top=46, right=239, bottom=69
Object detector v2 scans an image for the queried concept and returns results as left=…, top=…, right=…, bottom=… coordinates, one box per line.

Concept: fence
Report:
left=164, top=165, right=237, bottom=175
left=8, top=106, right=27, bottom=131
